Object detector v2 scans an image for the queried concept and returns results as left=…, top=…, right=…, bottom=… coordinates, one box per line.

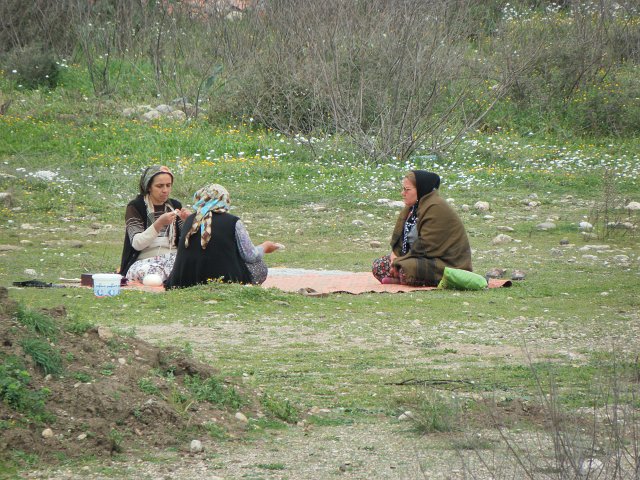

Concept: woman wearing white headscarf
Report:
left=166, top=184, right=279, bottom=288
left=119, top=165, right=190, bottom=283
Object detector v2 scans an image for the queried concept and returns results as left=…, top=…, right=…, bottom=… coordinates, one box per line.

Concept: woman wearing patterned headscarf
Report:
left=166, top=184, right=279, bottom=288
left=119, top=165, right=191, bottom=282
left=371, top=170, right=472, bottom=286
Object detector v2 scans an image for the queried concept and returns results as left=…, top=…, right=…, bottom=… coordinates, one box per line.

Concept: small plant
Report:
left=402, top=390, right=462, bottom=435
left=260, top=393, right=299, bottom=424
left=257, top=463, right=286, bottom=470
left=106, top=339, right=128, bottom=353
left=15, top=304, right=58, bottom=339
left=108, top=429, right=124, bottom=454
left=65, top=318, right=95, bottom=335
left=0, top=355, right=52, bottom=421
left=184, top=374, right=243, bottom=409
left=100, top=362, right=116, bottom=376
left=19, top=338, right=63, bottom=376
left=72, top=371, right=92, bottom=383
left=204, top=421, right=228, bottom=441
left=138, top=378, right=161, bottom=396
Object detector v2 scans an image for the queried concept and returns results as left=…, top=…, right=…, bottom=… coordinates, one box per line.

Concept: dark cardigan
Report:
left=165, top=212, right=252, bottom=288
left=118, top=195, right=183, bottom=276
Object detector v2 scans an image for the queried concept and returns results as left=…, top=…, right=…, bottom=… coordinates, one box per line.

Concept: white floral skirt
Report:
left=126, top=253, right=176, bottom=283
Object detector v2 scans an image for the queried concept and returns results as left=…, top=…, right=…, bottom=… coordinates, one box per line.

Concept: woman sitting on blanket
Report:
left=166, top=183, right=279, bottom=288
left=372, top=170, right=472, bottom=286
left=119, top=165, right=191, bottom=283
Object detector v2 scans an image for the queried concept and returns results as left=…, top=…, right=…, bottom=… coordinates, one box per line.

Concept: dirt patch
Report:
left=0, top=288, right=263, bottom=466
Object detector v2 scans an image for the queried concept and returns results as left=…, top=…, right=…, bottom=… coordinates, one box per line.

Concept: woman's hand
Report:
left=154, top=211, right=177, bottom=231
left=260, top=241, right=279, bottom=254
left=176, top=208, right=191, bottom=221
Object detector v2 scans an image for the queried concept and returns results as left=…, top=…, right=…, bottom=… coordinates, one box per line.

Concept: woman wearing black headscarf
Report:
left=372, top=170, right=472, bottom=286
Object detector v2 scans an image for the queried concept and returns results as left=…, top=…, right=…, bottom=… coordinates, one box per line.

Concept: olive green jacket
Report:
left=391, top=190, right=472, bottom=286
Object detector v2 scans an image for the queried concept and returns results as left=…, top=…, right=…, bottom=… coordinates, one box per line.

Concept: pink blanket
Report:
left=262, top=269, right=511, bottom=295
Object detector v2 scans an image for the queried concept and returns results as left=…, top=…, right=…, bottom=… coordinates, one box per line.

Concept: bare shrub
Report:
left=589, top=169, right=638, bottom=240
left=214, top=0, right=523, bottom=161
left=0, top=0, right=76, bottom=55
left=456, top=351, right=640, bottom=479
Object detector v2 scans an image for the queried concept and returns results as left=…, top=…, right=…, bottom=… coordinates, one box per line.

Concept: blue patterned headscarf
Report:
left=184, top=184, right=231, bottom=249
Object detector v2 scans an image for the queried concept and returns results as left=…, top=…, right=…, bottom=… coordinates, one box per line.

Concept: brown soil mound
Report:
left=0, top=287, right=261, bottom=465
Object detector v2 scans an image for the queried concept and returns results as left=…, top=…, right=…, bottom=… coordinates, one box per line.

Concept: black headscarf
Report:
left=412, top=170, right=441, bottom=200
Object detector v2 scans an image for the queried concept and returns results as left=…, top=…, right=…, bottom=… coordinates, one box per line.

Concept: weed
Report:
left=203, top=422, right=228, bottom=441
left=65, top=318, right=95, bottom=335
left=15, top=304, right=57, bottom=339
left=138, top=378, right=161, bottom=396
left=184, top=374, right=243, bottom=410
left=99, top=363, right=116, bottom=376
left=19, top=338, right=63, bottom=376
left=260, top=393, right=299, bottom=424
left=72, top=372, right=92, bottom=383
left=257, top=463, right=286, bottom=470
left=0, top=355, right=52, bottom=422
left=108, top=429, right=124, bottom=454
left=401, top=390, right=463, bottom=434
left=106, top=339, right=129, bottom=353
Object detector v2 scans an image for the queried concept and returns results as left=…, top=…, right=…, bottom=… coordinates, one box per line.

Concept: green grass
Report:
left=0, top=64, right=639, bottom=475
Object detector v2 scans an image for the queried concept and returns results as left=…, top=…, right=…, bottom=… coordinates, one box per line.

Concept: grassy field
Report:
left=1, top=76, right=639, bottom=477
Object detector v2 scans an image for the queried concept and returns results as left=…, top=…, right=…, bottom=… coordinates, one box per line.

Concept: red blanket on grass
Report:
left=262, top=269, right=511, bottom=295
left=115, top=269, right=511, bottom=295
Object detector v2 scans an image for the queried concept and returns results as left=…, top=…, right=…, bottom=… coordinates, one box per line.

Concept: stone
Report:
left=155, top=104, right=173, bottom=114
left=496, top=226, right=514, bottom=232
left=33, top=170, right=57, bottom=181
left=369, top=240, right=382, bottom=248
left=461, top=204, right=470, bottom=212
left=536, top=222, right=556, bottom=230
left=613, top=255, right=630, bottom=264
left=24, top=268, right=38, bottom=276
left=579, top=245, right=609, bottom=251
left=313, top=205, right=327, bottom=212
left=168, top=110, right=186, bottom=121
left=351, top=220, right=365, bottom=227
left=190, top=439, right=204, bottom=453
left=511, top=270, right=526, bottom=281
left=0, top=244, right=20, bottom=251
left=608, top=221, right=635, bottom=230
left=42, top=428, right=54, bottom=439
left=491, top=234, right=513, bottom=245
left=141, top=110, right=161, bottom=121
left=474, top=201, right=490, bottom=211
left=398, top=411, right=414, bottom=421
left=485, top=268, right=505, bottom=279
left=579, top=458, right=603, bottom=476
left=625, top=201, right=640, bottom=211
left=235, top=412, right=248, bottom=423
left=578, top=221, right=593, bottom=231
left=97, top=326, right=114, bottom=340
